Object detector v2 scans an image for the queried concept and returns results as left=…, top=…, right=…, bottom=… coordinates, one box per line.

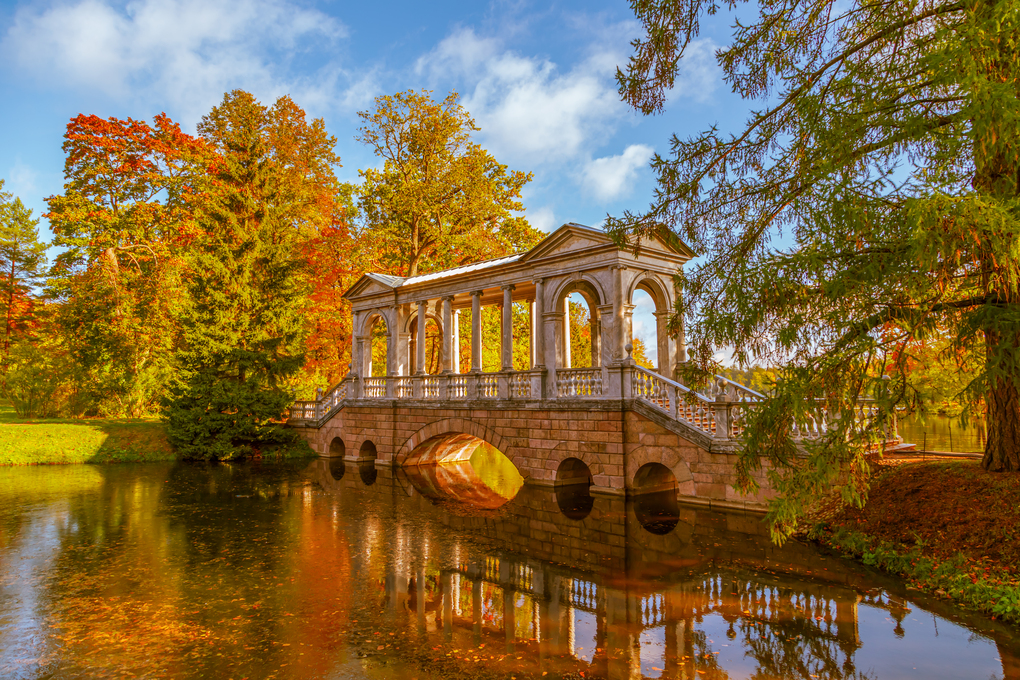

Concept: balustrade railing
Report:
left=509, top=372, right=531, bottom=399
left=422, top=376, right=440, bottom=399
left=288, top=364, right=893, bottom=446
left=364, top=377, right=386, bottom=399
left=479, top=374, right=498, bottom=398
left=556, top=367, right=603, bottom=397
left=394, top=377, right=413, bottom=399
left=449, top=375, right=467, bottom=400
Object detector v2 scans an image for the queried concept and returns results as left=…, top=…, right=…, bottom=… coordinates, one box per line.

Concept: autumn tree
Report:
left=613, top=0, right=1020, bottom=536
left=302, top=183, right=366, bottom=389
left=164, top=91, right=339, bottom=459
left=47, top=113, right=208, bottom=415
left=0, top=181, right=47, bottom=364
left=356, top=90, right=540, bottom=277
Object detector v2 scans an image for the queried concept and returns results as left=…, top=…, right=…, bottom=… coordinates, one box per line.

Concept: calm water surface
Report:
left=0, top=457, right=1017, bottom=679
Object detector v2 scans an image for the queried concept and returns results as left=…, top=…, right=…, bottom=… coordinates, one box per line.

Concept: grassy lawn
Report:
left=0, top=403, right=314, bottom=465
left=0, top=403, right=176, bottom=465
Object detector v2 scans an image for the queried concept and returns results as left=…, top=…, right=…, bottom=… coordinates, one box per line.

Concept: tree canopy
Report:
left=356, top=89, right=538, bottom=277
left=613, top=0, right=1020, bottom=536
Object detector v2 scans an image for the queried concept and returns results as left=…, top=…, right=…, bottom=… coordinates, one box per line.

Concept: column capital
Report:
left=532, top=277, right=545, bottom=285
left=501, top=283, right=516, bottom=292
left=470, top=290, right=484, bottom=297
left=441, top=294, right=456, bottom=302
left=610, top=264, right=629, bottom=271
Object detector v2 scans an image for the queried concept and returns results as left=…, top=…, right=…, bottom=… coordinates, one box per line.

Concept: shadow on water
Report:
left=2, top=457, right=1019, bottom=680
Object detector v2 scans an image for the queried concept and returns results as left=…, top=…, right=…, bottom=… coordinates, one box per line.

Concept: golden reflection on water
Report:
left=468, top=441, right=524, bottom=500
left=0, top=460, right=1017, bottom=680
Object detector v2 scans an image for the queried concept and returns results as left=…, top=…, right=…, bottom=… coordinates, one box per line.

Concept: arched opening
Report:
left=553, top=279, right=603, bottom=370
left=633, top=463, right=680, bottom=535
left=367, top=315, right=389, bottom=377
left=555, top=457, right=594, bottom=520
left=567, top=292, right=594, bottom=368
left=359, top=440, right=378, bottom=461
left=402, top=433, right=523, bottom=508
left=409, top=314, right=444, bottom=374
left=630, top=288, right=657, bottom=370
left=329, top=436, right=346, bottom=458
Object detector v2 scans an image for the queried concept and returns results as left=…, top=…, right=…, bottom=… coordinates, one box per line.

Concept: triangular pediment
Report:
left=520, top=223, right=614, bottom=263
left=521, top=222, right=695, bottom=263
left=343, top=273, right=405, bottom=300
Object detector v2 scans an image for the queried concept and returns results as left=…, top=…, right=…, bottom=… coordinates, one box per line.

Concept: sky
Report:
left=0, top=0, right=752, bottom=360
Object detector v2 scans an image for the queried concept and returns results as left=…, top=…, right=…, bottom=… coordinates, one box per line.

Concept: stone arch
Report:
left=395, top=417, right=512, bottom=467
left=544, top=442, right=606, bottom=485
left=627, top=272, right=672, bottom=313
left=625, top=445, right=695, bottom=495
left=550, top=275, right=606, bottom=312
left=328, top=436, right=346, bottom=458
left=359, top=440, right=378, bottom=461
left=358, top=307, right=395, bottom=337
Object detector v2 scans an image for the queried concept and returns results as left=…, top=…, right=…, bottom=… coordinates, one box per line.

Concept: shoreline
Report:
left=806, top=459, right=1020, bottom=626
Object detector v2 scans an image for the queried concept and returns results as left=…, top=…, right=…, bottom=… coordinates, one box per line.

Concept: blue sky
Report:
left=0, top=0, right=751, bottom=360
left=0, top=0, right=750, bottom=236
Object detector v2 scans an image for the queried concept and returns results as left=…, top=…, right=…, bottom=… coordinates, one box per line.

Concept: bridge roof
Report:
left=343, top=222, right=694, bottom=304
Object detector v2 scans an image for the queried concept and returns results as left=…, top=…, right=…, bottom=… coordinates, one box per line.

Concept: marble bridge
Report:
left=289, top=224, right=873, bottom=511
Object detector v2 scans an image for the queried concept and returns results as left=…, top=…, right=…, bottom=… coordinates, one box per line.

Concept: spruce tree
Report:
left=164, top=92, right=311, bottom=459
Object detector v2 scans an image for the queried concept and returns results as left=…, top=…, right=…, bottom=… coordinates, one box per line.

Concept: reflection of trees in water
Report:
left=741, top=617, right=871, bottom=680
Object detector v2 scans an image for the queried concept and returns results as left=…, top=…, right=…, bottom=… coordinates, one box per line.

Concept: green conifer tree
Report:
left=164, top=92, right=315, bottom=459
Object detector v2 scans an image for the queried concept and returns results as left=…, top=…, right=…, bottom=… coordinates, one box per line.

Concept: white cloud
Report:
left=2, top=0, right=356, bottom=123
left=666, top=38, right=721, bottom=104
left=417, top=27, right=630, bottom=166
left=527, top=206, right=556, bottom=233
left=414, top=27, right=500, bottom=80
left=581, top=144, right=653, bottom=201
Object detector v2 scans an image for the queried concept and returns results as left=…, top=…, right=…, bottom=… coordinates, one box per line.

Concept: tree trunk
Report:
left=983, top=374, right=1020, bottom=471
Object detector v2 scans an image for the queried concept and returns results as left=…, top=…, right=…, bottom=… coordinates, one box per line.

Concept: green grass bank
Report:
left=0, top=404, right=313, bottom=465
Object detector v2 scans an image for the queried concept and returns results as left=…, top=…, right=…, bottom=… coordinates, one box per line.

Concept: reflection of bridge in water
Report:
left=309, top=460, right=1016, bottom=680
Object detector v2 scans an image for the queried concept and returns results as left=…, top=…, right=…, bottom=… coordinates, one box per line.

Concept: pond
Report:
left=1, top=458, right=1018, bottom=679
left=898, top=415, right=986, bottom=453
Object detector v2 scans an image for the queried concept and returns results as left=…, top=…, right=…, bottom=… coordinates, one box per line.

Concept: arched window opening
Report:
left=567, top=292, right=593, bottom=368
left=633, top=463, right=680, bottom=535
left=630, top=288, right=657, bottom=370
left=369, top=316, right=389, bottom=377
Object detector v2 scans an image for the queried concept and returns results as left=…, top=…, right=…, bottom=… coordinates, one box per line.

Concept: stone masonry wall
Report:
left=292, top=401, right=773, bottom=511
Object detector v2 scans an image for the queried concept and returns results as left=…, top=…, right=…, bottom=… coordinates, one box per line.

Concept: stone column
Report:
left=416, top=301, right=427, bottom=374
left=533, top=279, right=546, bottom=367
left=453, top=310, right=461, bottom=373
left=529, top=300, right=537, bottom=368
left=654, top=311, right=670, bottom=376
left=386, top=306, right=398, bottom=376
left=562, top=295, right=572, bottom=369
left=442, top=296, right=455, bottom=373
left=612, top=265, right=628, bottom=364
left=590, top=310, right=601, bottom=368
left=355, top=335, right=367, bottom=377
left=501, top=284, right=515, bottom=371
left=471, top=290, right=483, bottom=372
